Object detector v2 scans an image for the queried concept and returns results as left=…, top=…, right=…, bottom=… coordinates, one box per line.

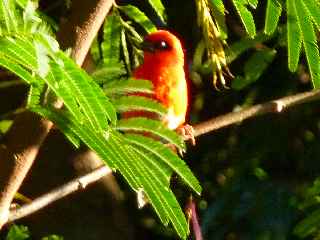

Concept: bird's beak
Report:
left=140, top=40, right=155, bottom=53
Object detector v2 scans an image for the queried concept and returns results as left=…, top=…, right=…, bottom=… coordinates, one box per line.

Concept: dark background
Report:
left=1, top=0, right=319, bottom=239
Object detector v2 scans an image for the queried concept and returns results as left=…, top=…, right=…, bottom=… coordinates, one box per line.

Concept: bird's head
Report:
left=140, top=30, right=185, bottom=66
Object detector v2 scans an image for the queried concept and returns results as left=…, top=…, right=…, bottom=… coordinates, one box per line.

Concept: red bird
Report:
left=132, top=30, right=194, bottom=144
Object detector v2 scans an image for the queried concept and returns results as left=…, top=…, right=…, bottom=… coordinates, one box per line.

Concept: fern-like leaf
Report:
left=0, top=56, right=34, bottom=83
left=115, top=117, right=186, bottom=151
left=232, top=0, right=256, bottom=37
left=0, top=0, right=18, bottom=33
left=125, top=134, right=202, bottom=194
left=119, top=5, right=156, bottom=34
left=92, top=62, right=127, bottom=85
left=303, top=0, right=320, bottom=29
left=130, top=145, right=189, bottom=237
left=113, top=95, right=167, bottom=116
left=264, top=0, right=282, bottom=35
left=104, top=79, right=154, bottom=96
left=55, top=53, right=117, bottom=128
left=27, top=79, right=46, bottom=108
left=33, top=106, right=81, bottom=148
left=102, top=14, right=122, bottom=65
left=121, top=29, right=131, bottom=73
left=209, top=0, right=228, bottom=39
left=294, top=0, right=320, bottom=88
left=286, top=0, right=302, bottom=72
left=147, top=0, right=167, bottom=23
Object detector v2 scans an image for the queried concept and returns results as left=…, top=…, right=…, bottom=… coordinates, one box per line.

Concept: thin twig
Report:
left=7, top=89, right=320, bottom=222
left=8, top=166, right=112, bottom=223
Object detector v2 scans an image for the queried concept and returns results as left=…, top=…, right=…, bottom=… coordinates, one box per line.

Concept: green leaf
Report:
left=232, top=49, right=276, bottom=90
left=102, top=14, right=122, bottom=65
left=113, top=95, right=167, bottom=116
left=92, top=62, right=127, bottom=85
left=129, top=152, right=171, bottom=224
left=27, top=80, right=46, bottom=108
left=0, top=36, right=38, bottom=71
left=126, top=134, right=202, bottom=194
left=303, top=0, right=320, bottom=29
left=0, top=56, right=34, bottom=83
left=209, top=0, right=228, bottom=39
left=34, top=38, right=50, bottom=77
left=115, top=117, right=186, bottom=151
left=131, top=145, right=172, bottom=186
left=130, top=146, right=189, bottom=238
left=294, top=208, right=320, bottom=238
left=6, top=225, right=30, bottom=240
left=22, top=0, right=41, bottom=32
left=295, top=0, right=320, bottom=88
left=247, top=0, right=258, bottom=8
left=232, top=0, right=256, bottom=37
left=210, top=0, right=225, bottom=14
left=226, top=32, right=271, bottom=64
left=286, top=0, right=302, bottom=72
left=119, top=5, right=157, bottom=34
left=104, top=79, right=154, bottom=96
left=16, top=0, right=28, bottom=8
left=32, top=107, right=81, bottom=148
left=147, top=0, right=167, bottom=23
left=0, top=120, right=12, bottom=133
left=264, top=0, right=282, bottom=35
left=0, top=0, right=18, bottom=33
left=0, top=2, right=199, bottom=238
left=41, top=235, right=64, bottom=240
left=54, top=53, right=117, bottom=129
left=121, top=29, right=131, bottom=73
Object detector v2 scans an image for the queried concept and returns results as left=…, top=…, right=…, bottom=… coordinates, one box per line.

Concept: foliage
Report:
left=294, top=178, right=320, bottom=238
left=1, top=0, right=320, bottom=239
left=202, top=175, right=297, bottom=239
left=0, top=0, right=200, bottom=239
left=5, top=225, right=63, bottom=240
left=192, top=0, right=320, bottom=89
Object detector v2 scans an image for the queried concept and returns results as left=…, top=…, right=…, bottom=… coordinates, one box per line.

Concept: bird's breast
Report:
left=133, top=62, right=188, bottom=129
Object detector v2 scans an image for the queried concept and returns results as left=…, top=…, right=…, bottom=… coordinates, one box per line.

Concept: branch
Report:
left=192, top=89, right=320, bottom=137
left=7, top=89, right=320, bottom=222
left=8, top=166, right=112, bottom=223
left=0, top=0, right=115, bottom=229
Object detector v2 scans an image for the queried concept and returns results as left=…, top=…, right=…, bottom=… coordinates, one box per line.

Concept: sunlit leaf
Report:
left=104, top=79, right=154, bottom=96
left=119, top=5, right=156, bottom=34
left=264, top=0, right=282, bottom=35
left=147, top=0, right=167, bottom=23
left=102, top=14, right=122, bottom=65
left=286, top=0, right=302, bottom=72
left=295, top=0, right=320, bottom=88
left=113, top=95, right=167, bottom=116
left=232, top=0, right=256, bottom=37
left=115, top=117, right=185, bottom=151
left=126, top=134, right=202, bottom=194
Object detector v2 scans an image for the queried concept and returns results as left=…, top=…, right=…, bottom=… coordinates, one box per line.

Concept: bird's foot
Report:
left=176, top=124, right=196, bottom=146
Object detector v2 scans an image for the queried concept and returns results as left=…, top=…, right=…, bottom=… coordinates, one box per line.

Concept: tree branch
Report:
left=192, top=89, right=320, bottom=137
left=8, top=166, right=112, bottom=223
left=0, top=0, right=115, bottom=229
left=7, top=88, right=320, bottom=222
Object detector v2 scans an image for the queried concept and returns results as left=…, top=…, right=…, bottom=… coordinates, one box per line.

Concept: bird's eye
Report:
left=155, top=40, right=170, bottom=50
